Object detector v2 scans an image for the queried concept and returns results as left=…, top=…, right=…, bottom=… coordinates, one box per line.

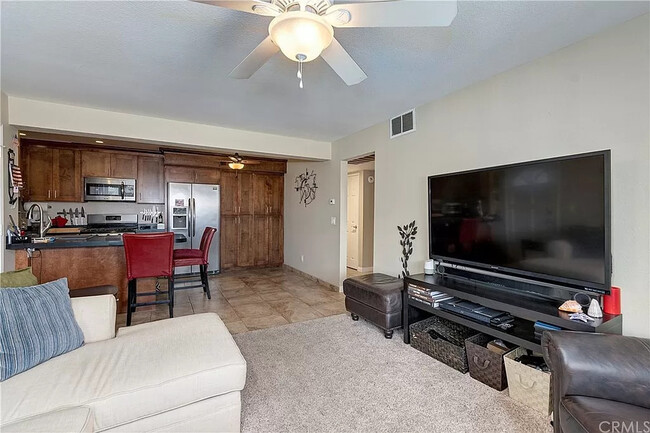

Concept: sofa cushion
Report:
left=0, top=267, right=38, bottom=288
left=0, top=407, right=94, bottom=433
left=0, top=313, right=247, bottom=431
left=0, top=278, right=84, bottom=381
left=560, top=396, right=650, bottom=433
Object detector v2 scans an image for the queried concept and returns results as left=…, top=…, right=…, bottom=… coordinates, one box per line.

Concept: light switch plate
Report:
left=330, top=216, right=336, bottom=225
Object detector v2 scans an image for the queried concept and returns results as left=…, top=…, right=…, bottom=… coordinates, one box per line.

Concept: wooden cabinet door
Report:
left=25, top=146, right=53, bottom=201
left=268, top=215, right=284, bottom=266
left=165, top=165, right=194, bottom=183
left=137, top=156, right=164, bottom=203
left=81, top=151, right=111, bottom=178
left=237, top=215, right=254, bottom=267
left=220, top=215, right=238, bottom=270
left=268, top=174, right=283, bottom=215
left=252, top=215, right=269, bottom=266
left=194, top=167, right=220, bottom=184
left=220, top=171, right=238, bottom=215
left=53, top=149, right=81, bottom=201
left=111, top=153, right=138, bottom=178
left=238, top=172, right=254, bottom=215
left=252, top=174, right=270, bottom=215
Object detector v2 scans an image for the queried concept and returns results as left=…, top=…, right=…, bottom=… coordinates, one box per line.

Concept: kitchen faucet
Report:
left=26, top=204, right=51, bottom=238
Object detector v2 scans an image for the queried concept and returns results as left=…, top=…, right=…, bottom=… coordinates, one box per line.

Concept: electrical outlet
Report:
left=330, top=216, right=336, bottom=225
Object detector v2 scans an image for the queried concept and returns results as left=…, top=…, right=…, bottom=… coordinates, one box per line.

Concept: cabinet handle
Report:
left=48, top=190, right=51, bottom=199
left=139, top=192, right=142, bottom=202
left=54, top=190, right=57, bottom=199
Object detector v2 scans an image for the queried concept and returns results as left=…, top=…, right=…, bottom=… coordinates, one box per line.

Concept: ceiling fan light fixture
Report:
left=269, top=12, right=333, bottom=63
left=228, top=162, right=245, bottom=170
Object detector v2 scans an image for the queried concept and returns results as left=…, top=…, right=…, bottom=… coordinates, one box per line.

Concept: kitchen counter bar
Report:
left=13, top=244, right=167, bottom=313
left=7, top=236, right=125, bottom=250
left=7, top=233, right=186, bottom=250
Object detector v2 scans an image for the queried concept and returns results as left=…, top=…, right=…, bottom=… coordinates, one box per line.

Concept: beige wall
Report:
left=285, top=15, right=650, bottom=337
left=8, top=97, right=331, bottom=161
left=1, top=92, right=18, bottom=271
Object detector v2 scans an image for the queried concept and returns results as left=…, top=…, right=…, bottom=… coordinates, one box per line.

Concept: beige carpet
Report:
left=234, top=314, right=552, bottom=433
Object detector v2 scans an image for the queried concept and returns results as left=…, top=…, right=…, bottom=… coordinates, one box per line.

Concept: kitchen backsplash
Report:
left=22, top=201, right=165, bottom=227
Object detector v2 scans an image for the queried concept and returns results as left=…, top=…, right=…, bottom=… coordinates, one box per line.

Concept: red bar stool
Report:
left=173, top=227, right=217, bottom=299
left=122, top=232, right=175, bottom=326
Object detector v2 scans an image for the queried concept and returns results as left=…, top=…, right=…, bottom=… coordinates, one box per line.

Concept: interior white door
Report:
left=347, top=172, right=360, bottom=269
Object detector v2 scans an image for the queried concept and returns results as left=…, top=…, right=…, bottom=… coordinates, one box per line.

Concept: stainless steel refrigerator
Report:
left=167, top=183, right=220, bottom=275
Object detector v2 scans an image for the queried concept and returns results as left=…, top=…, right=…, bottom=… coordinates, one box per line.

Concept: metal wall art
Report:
left=295, top=169, right=317, bottom=207
left=398, top=220, right=417, bottom=278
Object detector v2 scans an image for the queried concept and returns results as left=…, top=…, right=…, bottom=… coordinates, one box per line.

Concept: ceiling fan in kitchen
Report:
left=193, top=0, right=457, bottom=87
left=219, top=153, right=260, bottom=169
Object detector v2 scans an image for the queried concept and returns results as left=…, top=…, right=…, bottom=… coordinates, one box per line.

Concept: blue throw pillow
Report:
left=0, top=278, right=84, bottom=381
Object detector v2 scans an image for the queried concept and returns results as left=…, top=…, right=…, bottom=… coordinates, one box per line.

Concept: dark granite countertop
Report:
left=6, top=233, right=187, bottom=250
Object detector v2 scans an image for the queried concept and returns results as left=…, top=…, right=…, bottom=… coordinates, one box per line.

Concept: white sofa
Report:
left=0, top=295, right=247, bottom=432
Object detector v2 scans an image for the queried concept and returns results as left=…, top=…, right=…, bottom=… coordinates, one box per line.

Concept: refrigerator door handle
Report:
left=188, top=197, right=193, bottom=238
left=192, top=197, right=197, bottom=237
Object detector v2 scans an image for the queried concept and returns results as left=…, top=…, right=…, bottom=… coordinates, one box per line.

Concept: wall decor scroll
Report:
left=294, top=169, right=317, bottom=207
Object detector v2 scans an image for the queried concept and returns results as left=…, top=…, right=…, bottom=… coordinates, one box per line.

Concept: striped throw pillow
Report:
left=0, top=278, right=84, bottom=381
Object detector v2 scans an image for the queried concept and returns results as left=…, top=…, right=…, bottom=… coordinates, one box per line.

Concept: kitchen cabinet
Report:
left=81, top=151, right=137, bottom=179
left=221, top=171, right=283, bottom=269
left=54, top=149, right=82, bottom=201
left=137, top=156, right=165, bottom=204
left=220, top=214, right=256, bottom=269
left=253, top=174, right=283, bottom=215
left=164, top=165, right=219, bottom=185
left=220, top=215, right=238, bottom=269
left=81, top=151, right=111, bottom=178
left=220, top=171, right=253, bottom=216
left=194, top=167, right=220, bottom=184
left=252, top=214, right=284, bottom=267
left=111, top=153, right=138, bottom=178
left=23, top=145, right=81, bottom=202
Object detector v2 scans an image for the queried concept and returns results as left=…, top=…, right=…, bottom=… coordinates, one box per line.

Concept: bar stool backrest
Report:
left=123, top=232, right=175, bottom=280
left=198, top=227, right=217, bottom=263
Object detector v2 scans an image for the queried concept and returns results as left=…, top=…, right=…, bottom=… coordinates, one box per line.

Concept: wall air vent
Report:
left=390, top=109, right=416, bottom=139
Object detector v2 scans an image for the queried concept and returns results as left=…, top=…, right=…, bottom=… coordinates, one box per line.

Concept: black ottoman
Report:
left=343, top=273, right=403, bottom=338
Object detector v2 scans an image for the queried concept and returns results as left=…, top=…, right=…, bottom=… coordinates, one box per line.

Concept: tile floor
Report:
left=116, top=267, right=347, bottom=334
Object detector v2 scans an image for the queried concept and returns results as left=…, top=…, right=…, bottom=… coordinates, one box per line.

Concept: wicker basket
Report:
left=504, top=347, right=552, bottom=415
left=409, top=316, right=478, bottom=373
left=465, top=334, right=513, bottom=391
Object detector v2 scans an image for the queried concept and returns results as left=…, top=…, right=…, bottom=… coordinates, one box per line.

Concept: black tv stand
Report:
left=402, top=273, right=622, bottom=352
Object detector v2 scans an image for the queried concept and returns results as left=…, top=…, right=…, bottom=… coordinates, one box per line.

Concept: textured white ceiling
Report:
left=1, top=1, right=648, bottom=142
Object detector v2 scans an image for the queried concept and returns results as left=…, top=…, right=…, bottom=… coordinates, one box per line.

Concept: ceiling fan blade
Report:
left=191, top=0, right=281, bottom=16
left=324, top=0, right=457, bottom=28
left=229, top=36, right=280, bottom=79
left=321, top=38, right=367, bottom=86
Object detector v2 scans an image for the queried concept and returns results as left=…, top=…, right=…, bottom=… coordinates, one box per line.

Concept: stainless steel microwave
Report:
left=84, top=177, right=136, bottom=202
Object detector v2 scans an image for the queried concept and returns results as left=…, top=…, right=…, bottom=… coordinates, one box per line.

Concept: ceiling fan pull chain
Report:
left=296, top=54, right=306, bottom=89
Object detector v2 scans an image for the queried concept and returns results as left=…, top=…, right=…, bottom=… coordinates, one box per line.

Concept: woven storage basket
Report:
left=465, top=334, right=513, bottom=391
left=504, top=347, right=552, bottom=415
left=409, top=316, right=478, bottom=373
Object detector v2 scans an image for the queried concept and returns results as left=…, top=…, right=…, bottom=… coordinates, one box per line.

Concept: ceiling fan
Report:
left=220, top=153, right=260, bottom=169
left=193, top=0, right=457, bottom=87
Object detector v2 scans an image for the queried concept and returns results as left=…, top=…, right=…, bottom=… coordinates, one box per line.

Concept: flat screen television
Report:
left=428, top=151, right=611, bottom=296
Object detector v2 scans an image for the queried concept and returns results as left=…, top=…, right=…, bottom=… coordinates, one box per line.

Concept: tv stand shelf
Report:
left=403, top=274, right=622, bottom=352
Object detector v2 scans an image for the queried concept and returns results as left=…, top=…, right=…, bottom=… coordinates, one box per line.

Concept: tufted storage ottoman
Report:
left=343, top=273, right=403, bottom=338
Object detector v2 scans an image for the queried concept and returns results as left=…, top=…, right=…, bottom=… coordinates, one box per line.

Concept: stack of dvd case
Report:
left=407, top=283, right=455, bottom=308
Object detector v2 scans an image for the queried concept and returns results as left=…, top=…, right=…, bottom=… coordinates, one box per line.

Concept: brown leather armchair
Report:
left=542, top=331, right=650, bottom=433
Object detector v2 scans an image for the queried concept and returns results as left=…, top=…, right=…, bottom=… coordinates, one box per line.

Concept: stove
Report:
left=83, top=214, right=138, bottom=235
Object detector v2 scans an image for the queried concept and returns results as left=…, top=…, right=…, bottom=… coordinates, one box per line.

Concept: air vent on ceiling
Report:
left=390, top=109, right=416, bottom=139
